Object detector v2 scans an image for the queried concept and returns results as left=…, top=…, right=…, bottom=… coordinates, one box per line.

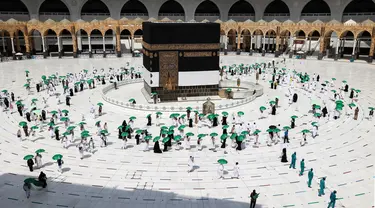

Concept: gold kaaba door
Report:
left=159, top=51, right=178, bottom=90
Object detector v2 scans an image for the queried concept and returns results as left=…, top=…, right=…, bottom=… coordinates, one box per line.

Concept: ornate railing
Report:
left=101, top=79, right=263, bottom=112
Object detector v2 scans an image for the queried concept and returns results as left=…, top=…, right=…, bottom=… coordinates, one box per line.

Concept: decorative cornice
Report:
left=142, top=41, right=220, bottom=51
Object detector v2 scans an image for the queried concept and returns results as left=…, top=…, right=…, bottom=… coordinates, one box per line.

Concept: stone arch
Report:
left=38, top=0, right=70, bottom=21
left=252, top=29, right=264, bottom=52
left=301, top=0, right=331, bottom=14
left=44, top=29, right=58, bottom=53
left=81, top=0, right=110, bottom=21
left=339, top=30, right=355, bottom=39
left=119, top=29, right=132, bottom=53
left=356, top=30, right=372, bottom=57
left=295, top=30, right=306, bottom=39
left=264, top=0, right=290, bottom=14
left=194, top=0, right=220, bottom=21
left=28, top=29, right=43, bottom=54
left=104, top=29, right=115, bottom=53
left=134, top=29, right=143, bottom=36
left=308, top=30, right=320, bottom=37
left=241, top=28, right=251, bottom=51
left=121, top=0, right=149, bottom=19
left=0, top=30, right=12, bottom=55
left=228, top=0, right=255, bottom=21
left=280, top=29, right=291, bottom=52
left=0, top=0, right=30, bottom=21
left=265, top=29, right=277, bottom=52
left=13, top=30, right=25, bottom=53
left=158, top=0, right=185, bottom=20
left=227, top=29, right=237, bottom=51
left=343, top=0, right=375, bottom=21
left=59, top=29, right=72, bottom=54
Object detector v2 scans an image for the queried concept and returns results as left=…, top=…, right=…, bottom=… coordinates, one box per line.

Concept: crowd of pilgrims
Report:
left=0, top=59, right=373, bottom=164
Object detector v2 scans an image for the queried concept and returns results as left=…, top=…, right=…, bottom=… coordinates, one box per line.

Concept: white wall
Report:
left=143, top=69, right=159, bottom=87
left=178, top=71, right=219, bottom=86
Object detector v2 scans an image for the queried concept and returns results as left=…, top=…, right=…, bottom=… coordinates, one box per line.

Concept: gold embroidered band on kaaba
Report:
left=142, top=41, right=220, bottom=51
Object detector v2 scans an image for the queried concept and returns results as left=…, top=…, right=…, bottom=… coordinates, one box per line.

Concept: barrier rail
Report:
left=101, top=79, right=263, bottom=112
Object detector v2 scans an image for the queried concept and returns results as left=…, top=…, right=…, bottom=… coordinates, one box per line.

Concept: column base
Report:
left=26, top=52, right=31, bottom=59
left=367, top=56, right=373, bottom=63
left=224, top=49, right=228, bottom=55
left=12, top=53, right=16, bottom=60
left=262, top=50, right=265, bottom=56
left=249, top=50, right=253, bottom=56
left=236, top=49, right=241, bottom=55
left=103, top=51, right=106, bottom=58
left=317, top=53, right=323, bottom=60
left=274, top=51, right=280, bottom=58
left=334, top=54, right=339, bottom=61
left=117, top=51, right=121, bottom=57
left=43, top=52, right=48, bottom=59
left=58, top=51, right=62, bottom=58
left=73, top=52, right=78, bottom=58
left=89, top=51, right=93, bottom=58
left=289, top=52, right=293, bottom=58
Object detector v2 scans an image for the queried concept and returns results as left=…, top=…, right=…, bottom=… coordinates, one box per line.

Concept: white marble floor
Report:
left=0, top=56, right=373, bottom=208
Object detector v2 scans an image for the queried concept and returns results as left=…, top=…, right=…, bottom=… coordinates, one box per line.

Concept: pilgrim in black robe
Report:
left=66, top=96, right=71, bottom=106
left=147, top=116, right=152, bottom=126
left=293, top=93, right=298, bottom=102
left=281, top=148, right=288, bottom=163
left=349, top=90, right=354, bottom=99
left=271, top=106, right=276, bottom=115
left=222, top=116, right=227, bottom=125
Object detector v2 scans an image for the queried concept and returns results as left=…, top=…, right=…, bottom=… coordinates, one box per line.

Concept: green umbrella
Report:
left=117, top=125, right=124, bottom=129
left=161, top=126, right=168, bottom=130
left=128, top=98, right=135, bottom=103
left=41, top=75, right=47, bottom=80
left=95, top=121, right=101, bottom=125
left=218, top=159, right=228, bottom=165
left=31, top=98, right=38, bottom=103
left=220, top=134, right=228, bottom=140
left=24, top=178, right=37, bottom=184
left=332, top=78, right=336, bottom=81
left=174, top=135, right=182, bottom=141
left=210, top=132, right=218, bottom=137
left=314, top=113, right=321, bottom=117
left=180, top=114, right=186, bottom=119
left=160, top=130, right=168, bottom=135
left=35, top=149, right=45, bottom=154
left=78, top=122, right=86, bottom=125
left=1, top=89, right=7, bottom=93
left=52, top=154, right=63, bottom=160
left=81, top=130, right=89, bottom=135
left=50, top=110, right=58, bottom=115
left=178, top=125, right=186, bottom=130
left=207, top=114, right=216, bottom=120
left=97, top=102, right=104, bottom=106
left=266, top=129, right=274, bottom=133
left=198, top=113, right=205, bottom=118
left=48, top=122, right=55, bottom=127
left=241, top=131, right=249, bottom=135
left=230, top=133, right=237, bottom=140
left=193, top=110, right=199, bottom=114
left=222, top=111, right=228, bottom=116
left=311, top=122, right=319, bottom=126
left=336, top=106, right=343, bottom=111
left=369, top=107, right=375, bottom=110
left=283, top=126, right=291, bottom=130
left=222, top=125, right=229, bottom=129
left=260, top=106, right=266, bottom=111
left=19, top=121, right=27, bottom=127
left=269, top=101, right=276, bottom=105
left=291, top=115, right=298, bottom=119
left=32, top=109, right=41, bottom=115
left=237, top=135, right=245, bottom=142
left=25, top=70, right=30, bottom=74
left=348, top=103, right=356, bottom=107
left=153, top=136, right=161, bottom=142
left=253, top=129, right=261, bottom=135
left=301, top=129, right=310, bottom=133
left=135, top=129, right=143, bottom=134
left=162, top=137, right=170, bottom=143
left=23, top=155, right=34, bottom=160
left=331, top=90, right=336, bottom=93
left=167, top=130, right=174, bottom=135
left=355, top=89, right=361, bottom=93
left=198, top=134, right=207, bottom=138
left=31, top=126, right=39, bottom=130
left=144, top=135, right=152, bottom=141
left=314, top=105, right=321, bottom=109
left=186, top=107, right=192, bottom=111
left=186, top=132, right=194, bottom=137
left=129, top=116, right=136, bottom=120
left=24, top=84, right=29, bottom=88
left=67, top=126, right=75, bottom=131
left=269, top=80, right=273, bottom=84
left=121, top=132, right=129, bottom=138
left=60, top=117, right=69, bottom=122
left=100, top=130, right=108, bottom=134
left=62, top=132, right=70, bottom=136
left=237, top=111, right=244, bottom=116
left=342, top=80, right=347, bottom=83
left=156, top=112, right=162, bottom=115
left=226, top=88, right=232, bottom=92
left=336, top=100, right=344, bottom=104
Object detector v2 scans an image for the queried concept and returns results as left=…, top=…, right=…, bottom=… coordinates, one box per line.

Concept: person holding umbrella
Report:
left=98, top=103, right=103, bottom=116
left=23, top=181, right=31, bottom=198
left=17, top=128, right=22, bottom=141
left=35, top=152, right=43, bottom=168
left=217, top=159, right=227, bottom=179
left=25, top=155, right=34, bottom=172
left=249, top=190, right=259, bottom=208
left=187, top=156, right=195, bottom=173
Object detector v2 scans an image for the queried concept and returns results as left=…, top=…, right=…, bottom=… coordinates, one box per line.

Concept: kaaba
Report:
left=142, top=22, right=220, bottom=102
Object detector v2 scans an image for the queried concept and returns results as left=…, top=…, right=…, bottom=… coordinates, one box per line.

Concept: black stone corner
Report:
left=317, top=53, right=323, bottom=60
left=26, top=52, right=31, bottom=59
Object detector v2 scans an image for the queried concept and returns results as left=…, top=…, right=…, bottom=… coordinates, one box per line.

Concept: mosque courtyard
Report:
left=0, top=54, right=373, bottom=208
